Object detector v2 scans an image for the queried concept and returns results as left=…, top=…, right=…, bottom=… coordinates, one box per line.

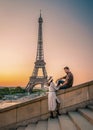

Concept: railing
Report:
left=0, top=80, right=93, bottom=129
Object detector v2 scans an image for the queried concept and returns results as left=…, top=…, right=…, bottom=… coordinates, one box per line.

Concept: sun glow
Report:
left=0, top=0, right=93, bottom=87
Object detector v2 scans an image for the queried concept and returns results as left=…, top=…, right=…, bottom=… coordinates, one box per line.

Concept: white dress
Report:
left=48, top=82, right=60, bottom=111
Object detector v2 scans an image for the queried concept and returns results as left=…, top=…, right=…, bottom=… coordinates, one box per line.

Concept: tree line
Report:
left=0, top=86, right=25, bottom=99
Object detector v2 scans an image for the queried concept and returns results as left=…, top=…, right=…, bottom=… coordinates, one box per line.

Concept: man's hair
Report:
left=64, top=66, right=69, bottom=70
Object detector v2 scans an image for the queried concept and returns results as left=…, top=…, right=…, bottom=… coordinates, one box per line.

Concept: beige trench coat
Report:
left=48, top=82, right=60, bottom=111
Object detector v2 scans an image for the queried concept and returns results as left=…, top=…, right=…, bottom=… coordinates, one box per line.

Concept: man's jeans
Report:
left=57, top=80, right=69, bottom=89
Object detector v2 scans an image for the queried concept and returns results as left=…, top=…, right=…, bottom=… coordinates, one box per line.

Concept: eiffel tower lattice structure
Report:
left=26, top=12, right=48, bottom=92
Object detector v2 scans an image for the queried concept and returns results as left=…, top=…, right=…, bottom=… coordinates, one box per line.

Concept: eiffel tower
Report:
left=26, top=12, right=48, bottom=92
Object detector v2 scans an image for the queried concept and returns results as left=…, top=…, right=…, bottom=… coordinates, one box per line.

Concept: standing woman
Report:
left=47, top=77, right=61, bottom=118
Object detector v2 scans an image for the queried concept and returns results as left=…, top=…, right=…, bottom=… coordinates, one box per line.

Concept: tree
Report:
left=15, top=86, right=25, bottom=93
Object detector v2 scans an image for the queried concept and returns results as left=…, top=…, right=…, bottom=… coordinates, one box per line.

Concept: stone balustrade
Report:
left=0, top=80, right=93, bottom=129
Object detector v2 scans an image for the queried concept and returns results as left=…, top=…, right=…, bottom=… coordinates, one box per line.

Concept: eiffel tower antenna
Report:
left=26, top=12, right=48, bottom=92
left=40, top=9, right=41, bottom=17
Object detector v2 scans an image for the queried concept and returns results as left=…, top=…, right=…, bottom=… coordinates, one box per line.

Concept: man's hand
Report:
left=60, top=80, right=68, bottom=88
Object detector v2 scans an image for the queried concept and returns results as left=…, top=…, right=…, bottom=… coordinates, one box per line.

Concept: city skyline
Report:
left=0, top=0, right=93, bottom=87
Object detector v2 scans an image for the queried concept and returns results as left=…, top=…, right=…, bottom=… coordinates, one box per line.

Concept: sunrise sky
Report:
left=0, top=0, right=93, bottom=87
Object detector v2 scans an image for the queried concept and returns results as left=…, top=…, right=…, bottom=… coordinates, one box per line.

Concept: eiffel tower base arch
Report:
left=26, top=76, right=48, bottom=93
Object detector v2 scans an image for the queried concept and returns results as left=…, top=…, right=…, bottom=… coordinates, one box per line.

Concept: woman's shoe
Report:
left=50, top=115, right=55, bottom=119
left=56, top=110, right=61, bottom=116
left=50, top=112, right=55, bottom=119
